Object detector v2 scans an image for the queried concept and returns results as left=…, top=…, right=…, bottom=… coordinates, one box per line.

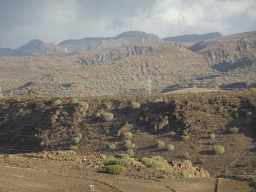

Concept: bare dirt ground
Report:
left=0, top=153, right=254, bottom=192
left=1, top=88, right=256, bottom=191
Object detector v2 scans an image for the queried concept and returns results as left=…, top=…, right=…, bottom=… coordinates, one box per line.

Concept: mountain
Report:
left=16, top=39, right=44, bottom=54
left=163, top=32, right=222, bottom=42
left=35, top=43, right=65, bottom=55
left=57, top=31, right=163, bottom=53
left=0, top=48, right=29, bottom=57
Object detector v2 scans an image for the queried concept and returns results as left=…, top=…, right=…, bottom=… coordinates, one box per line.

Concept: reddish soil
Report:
left=0, top=88, right=256, bottom=191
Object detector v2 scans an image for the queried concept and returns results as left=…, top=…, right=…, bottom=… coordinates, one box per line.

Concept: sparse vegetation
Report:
left=141, top=157, right=166, bottom=170
left=183, top=160, right=192, bottom=165
left=52, top=99, right=62, bottom=106
left=69, top=145, right=78, bottom=151
left=166, top=144, right=174, bottom=151
left=169, top=132, right=176, bottom=137
left=229, top=127, right=239, bottom=134
left=160, top=175, right=168, bottom=179
left=103, top=112, right=113, bottom=121
left=180, top=135, right=190, bottom=141
left=156, top=141, right=165, bottom=148
left=126, top=149, right=134, bottom=157
left=122, top=132, right=132, bottom=140
left=213, top=145, right=225, bottom=155
left=76, top=133, right=82, bottom=139
left=106, top=165, right=125, bottom=175
left=73, top=137, right=80, bottom=143
left=108, top=143, right=117, bottom=150
left=209, top=133, right=215, bottom=139
left=78, top=101, right=89, bottom=109
left=131, top=102, right=141, bottom=109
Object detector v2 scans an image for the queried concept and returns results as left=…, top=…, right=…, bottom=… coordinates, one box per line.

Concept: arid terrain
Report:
left=0, top=87, right=256, bottom=191
left=0, top=30, right=256, bottom=191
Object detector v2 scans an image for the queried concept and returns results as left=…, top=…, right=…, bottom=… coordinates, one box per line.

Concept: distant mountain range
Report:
left=163, top=32, right=222, bottom=42
left=0, top=31, right=222, bottom=57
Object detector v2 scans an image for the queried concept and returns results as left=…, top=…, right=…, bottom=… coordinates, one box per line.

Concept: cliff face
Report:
left=75, top=42, right=182, bottom=66
left=203, top=37, right=256, bottom=65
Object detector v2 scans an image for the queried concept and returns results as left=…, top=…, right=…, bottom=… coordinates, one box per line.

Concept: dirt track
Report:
left=0, top=160, right=254, bottom=192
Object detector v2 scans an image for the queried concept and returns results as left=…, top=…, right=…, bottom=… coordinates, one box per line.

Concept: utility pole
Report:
left=147, top=77, right=152, bottom=94
left=0, top=86, right=2, bottom=97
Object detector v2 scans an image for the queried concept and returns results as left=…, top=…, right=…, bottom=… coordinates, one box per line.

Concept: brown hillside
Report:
left=35, top=43, right=65, bottom=55
left=0, top=89, right=256, bottom=191
left=203, top=37, right=256, bottom=65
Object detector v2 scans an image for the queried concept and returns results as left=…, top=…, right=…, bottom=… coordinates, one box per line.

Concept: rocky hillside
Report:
left=203, top=37, right=256, bottom=66
left=57, top=31, right=163, bottom=53
left=75, top=41, right=182, bottom=66
left=35, top=43, right=65, bottom=55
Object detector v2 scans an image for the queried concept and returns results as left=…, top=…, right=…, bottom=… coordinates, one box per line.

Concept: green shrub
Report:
left=182, top=152, right=190, bottom=158
left=160, top=175, right=168, bottom=179
left=131, top=102, right=141, bottom=109
left=78, top=101, right=89, bottom=109
left=106, top=155, right=115, bottom=163
left=106, top=165, right=125, bottom=174
left=52, top=99, right=62, bottom=106
left=219, top=106, right=224, bottom=112
left=124, top=142, right=135, bottom=150
left=249, top=88, right=256, bottom=91
left=69, top=145, right=78, bottom=151
left=105, top=102, right=112, bottom=109
left=204, top=170, right=210, bottom=178
left=95, top=112, right=101, bottom=117
left=166, top=144, right=174, bottom=151
left=117, top=154, right=130, bottom=159
left=107, top=157, right=135, bottom=166
left=180, top=171, right=191, bottom=178
left=122, top=132, right=132, bottom=140
left=100, top=154, right=107, bottom=160
left=246, top=112, right=252, bottom=117
left=232, top=108, right=237, bottom=112
left=183, top=160, right=192, bottom=165
left=103, top=112, right=113, bottom=121
left=73, top=137, right=80, bottom=143
left=141, top=157, right=166, bottom=170
left=156, top=141, right=165, bottom=148
left=180, top=135, right=190, bottom=141
left=126, top=149, right=134, bottom=157
left=76, top=133, right=82, bottom=139
left=124, top=140, right=132, bottom=145
left=213, top=145, right=225, bottom=154
left=154, top=97, right=163, bottom=102
left=108, top=143, right=116, bottom=150
left=229, top=127, right=238, bottom=134
left=39, top=141, right=45, bottom=147
left=169, top=132, right=176, bottom=137
left=209, top=133, right=215, bottom=139
left=71, top=98, right=79, bottom=104
left=151, top=156, right=163, bottom=160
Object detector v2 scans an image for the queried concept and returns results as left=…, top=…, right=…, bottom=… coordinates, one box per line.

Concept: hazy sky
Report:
left=1, top=0, right=256, bottom=49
